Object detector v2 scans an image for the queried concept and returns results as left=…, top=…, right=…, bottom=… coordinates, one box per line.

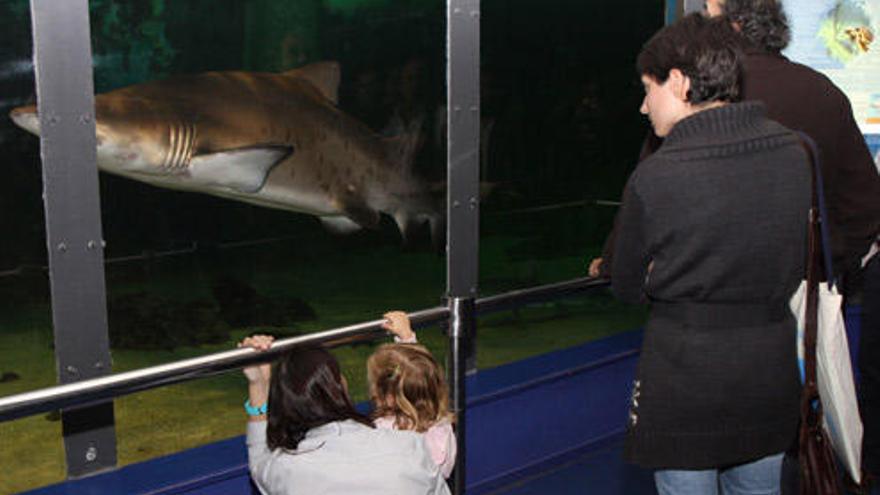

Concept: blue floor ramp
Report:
left=487, top=437, right=655, bottom=495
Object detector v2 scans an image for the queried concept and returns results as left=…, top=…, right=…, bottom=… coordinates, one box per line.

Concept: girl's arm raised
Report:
left=381, top=311, right=417, bottom=343
left=239, top=335, right=274, bottom=422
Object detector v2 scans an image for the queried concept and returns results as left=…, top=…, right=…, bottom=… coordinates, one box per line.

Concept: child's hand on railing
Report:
left=382, top=311, right=416, bottom=343
left=238, top=335, right=274, bottom=385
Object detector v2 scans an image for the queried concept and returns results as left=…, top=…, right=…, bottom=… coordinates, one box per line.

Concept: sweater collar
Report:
left=306, top=419, right=368, bottom=439
left=663, top=101, right=767, bottom=148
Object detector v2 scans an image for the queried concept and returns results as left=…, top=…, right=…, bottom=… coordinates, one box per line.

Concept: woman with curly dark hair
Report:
left=240, top=336, right=450, bottom=495
left=708, top=0, right=790, bottom=53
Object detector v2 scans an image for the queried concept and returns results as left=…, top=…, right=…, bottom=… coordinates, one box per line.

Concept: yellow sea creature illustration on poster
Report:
left=819, top=0, right=876, bottom=64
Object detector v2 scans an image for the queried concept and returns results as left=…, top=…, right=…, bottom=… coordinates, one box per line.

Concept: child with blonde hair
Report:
left=369, top=311, right=457, bottom=478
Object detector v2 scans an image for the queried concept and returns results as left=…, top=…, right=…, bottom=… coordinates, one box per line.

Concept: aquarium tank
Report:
left=0, top=0, right=661, bottom=492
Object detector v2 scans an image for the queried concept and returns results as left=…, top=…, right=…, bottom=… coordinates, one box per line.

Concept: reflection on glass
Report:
left=477, top=294, right=648, bottom=370
left=478, top=0, right=664, bottom=357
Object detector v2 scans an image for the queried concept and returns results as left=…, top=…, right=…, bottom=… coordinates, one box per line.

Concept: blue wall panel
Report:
left=464, top=347, right=640, bottom=493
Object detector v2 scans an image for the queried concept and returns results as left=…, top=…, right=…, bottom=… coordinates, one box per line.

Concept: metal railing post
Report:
left=447, top=0, right=480, bottom=491
left=448, top=296, right=476, bottom=494
left=29, top=0, right=117, bottom=478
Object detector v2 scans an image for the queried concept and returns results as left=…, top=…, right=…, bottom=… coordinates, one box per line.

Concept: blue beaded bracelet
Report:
left=244, top=399, right=267, bottom=416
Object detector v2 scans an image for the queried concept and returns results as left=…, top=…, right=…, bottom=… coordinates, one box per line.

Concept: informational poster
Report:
left=782, top=0, right=880, bottom=169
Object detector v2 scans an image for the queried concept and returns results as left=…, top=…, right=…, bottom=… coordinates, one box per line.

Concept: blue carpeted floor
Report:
left=487, top=438, right=879, bottom=495
left=487, top=439, right=655, bottom=495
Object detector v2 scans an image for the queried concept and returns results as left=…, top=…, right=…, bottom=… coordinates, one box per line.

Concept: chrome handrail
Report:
left=0, top=277, right=610, bottom=422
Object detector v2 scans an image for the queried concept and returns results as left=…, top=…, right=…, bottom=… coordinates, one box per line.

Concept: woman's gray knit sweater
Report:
left=612, top=102, right=811, bottom=469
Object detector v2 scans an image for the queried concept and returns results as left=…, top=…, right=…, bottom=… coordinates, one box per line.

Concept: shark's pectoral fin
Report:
left=188, top=146, right=292, bottom=193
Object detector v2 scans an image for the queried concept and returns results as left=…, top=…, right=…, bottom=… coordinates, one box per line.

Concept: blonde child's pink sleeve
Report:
left=425, top=421, right=457, bottom=479
left=393, top=332, right=418, bottom=344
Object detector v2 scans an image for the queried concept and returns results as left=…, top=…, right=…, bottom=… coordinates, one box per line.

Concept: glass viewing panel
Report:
left=1, top=0, right=667, bottom=489
left=476, top=0, right=663, bottom=366
left=0, top=1, right=66, bottom=493
left=82, top=0, right=447, bottom=473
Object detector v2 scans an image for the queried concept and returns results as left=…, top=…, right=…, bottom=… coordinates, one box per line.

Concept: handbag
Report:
left=790, top=133, right=863, bottom=493
left=796, top=207, right=842, bottom=495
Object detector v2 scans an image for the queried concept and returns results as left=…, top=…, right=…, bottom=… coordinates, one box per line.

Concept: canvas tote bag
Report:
left=790, top=133, right=863, bottom=487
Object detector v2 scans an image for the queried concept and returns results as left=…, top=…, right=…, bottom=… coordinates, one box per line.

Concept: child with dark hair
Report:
left=371, top=311, right=456, bottom=478
left=239, top=336, right=450, bottom=495
left=611, top=13, right=811, bottom=495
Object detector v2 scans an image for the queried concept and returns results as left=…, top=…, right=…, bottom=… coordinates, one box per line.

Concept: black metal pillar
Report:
left=447, top=296, right=476, bottom=494
left=30, top=0, right=117, bottom=477
left=447, top=0, right=480, bottom=493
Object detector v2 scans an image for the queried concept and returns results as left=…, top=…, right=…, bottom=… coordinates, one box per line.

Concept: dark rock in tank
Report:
left=211, top=276, right=316, bottom=327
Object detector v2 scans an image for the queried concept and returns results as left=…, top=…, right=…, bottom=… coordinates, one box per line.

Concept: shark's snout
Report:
left=9, top=105, right=40, bottom=136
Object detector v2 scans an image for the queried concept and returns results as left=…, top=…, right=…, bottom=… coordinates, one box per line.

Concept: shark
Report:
left=9, top=61, right=441, bottom=240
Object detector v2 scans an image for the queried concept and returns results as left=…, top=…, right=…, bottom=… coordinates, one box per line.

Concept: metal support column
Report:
left=447, top=297, right=475, bottom=495
left=447, top=0, right=480, bottom=493
left=30, top=0, right=117, bottom=477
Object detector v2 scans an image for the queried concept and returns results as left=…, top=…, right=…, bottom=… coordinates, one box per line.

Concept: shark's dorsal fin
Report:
left=283, top=61, right=340, bottom=105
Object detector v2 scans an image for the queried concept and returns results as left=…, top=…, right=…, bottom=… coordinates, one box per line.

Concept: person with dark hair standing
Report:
left=612, top=13, right=811, bottom=494
left=239, top=336, right=451, bottom=495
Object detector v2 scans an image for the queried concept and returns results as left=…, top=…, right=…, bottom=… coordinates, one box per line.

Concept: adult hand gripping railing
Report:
left=0, top=277, right=610, bottom=423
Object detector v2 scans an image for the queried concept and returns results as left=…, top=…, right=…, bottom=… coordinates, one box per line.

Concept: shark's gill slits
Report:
left=163, top=122, right=196, bottom=172
left=163, top=123, right=178, bottom=171
left=182, top=123, right=196, bottom=169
